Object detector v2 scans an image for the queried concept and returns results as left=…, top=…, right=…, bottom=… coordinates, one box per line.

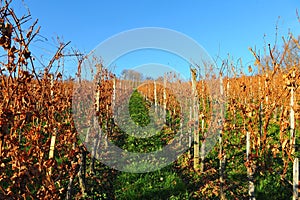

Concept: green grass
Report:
left=114, top=166, right=189, bottom=200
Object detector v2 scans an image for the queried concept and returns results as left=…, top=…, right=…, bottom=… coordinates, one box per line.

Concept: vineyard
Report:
left=1, top=1, right=300, bottom=199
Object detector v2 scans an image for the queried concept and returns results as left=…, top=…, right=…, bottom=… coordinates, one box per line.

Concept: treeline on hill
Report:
left=1, top=1, right=300, bottom=199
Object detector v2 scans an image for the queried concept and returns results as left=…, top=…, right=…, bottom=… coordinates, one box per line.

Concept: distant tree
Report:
left=121, top=69, right=143, bottom=82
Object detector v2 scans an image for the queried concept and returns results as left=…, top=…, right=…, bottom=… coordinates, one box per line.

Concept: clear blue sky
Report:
left=12, top=0, right=300, bottom=78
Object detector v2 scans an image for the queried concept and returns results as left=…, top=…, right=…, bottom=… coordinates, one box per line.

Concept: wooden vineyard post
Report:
left=293, top=158, right=299, bottom=200
left=154, top=80, right=158, bottom=114
left=289, top=69, right=298, bottom=200
left=89, top=68, right=101, bottom=175
left=219, top=72, right=225, bottom=200
left=290, top=70, right=296, bottom=156
left=179, top=100, right=184, bottom=146
left=258, top=75, right=263, bottom=146
left=48, top=74, right=56, bottom=177
left=188, top=105, right=192, bottom=159
left=245, top=76, right=256, bottom=200
left=200, top=79, right=206, bottom=173
left=191, top=68, right=200, bottom=171
left=247, top=131, right=256, bottom=200
left=163, top=74, right=167, bottom=123
left=78, top=145, right=87, bottom=197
